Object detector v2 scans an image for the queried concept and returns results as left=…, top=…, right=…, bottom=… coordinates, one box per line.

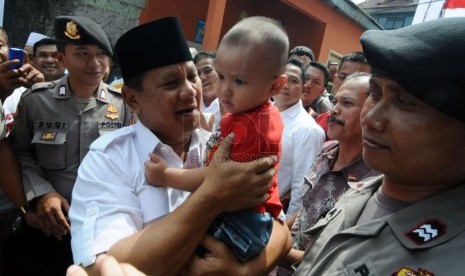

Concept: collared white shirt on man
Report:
left=278, top=100, right=325, bottom=218
left=69, top=121, right=210, bottom=266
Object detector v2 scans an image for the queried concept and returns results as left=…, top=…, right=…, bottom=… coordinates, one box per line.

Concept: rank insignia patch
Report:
left=391, top=267, right=434, bottom=276
left=100, top=89, right=106, bottom=101
left=40, top=132, right=57, bottom=141
left=405, top=219, right=446, bottom=245
left=105, top=104, right=119, bottom=120
left=65, top=20, right=81, bottom=40
left=59, top=86, right=66, bottom=96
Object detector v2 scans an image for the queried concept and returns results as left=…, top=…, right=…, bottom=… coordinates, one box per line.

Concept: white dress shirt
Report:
left=201, top=97, right=219, bottom=114
left=3, top=86, right=26, bottom=132
left=278, top=100, right=325, bottom=218
left=69, top=121, right=210, bottom=266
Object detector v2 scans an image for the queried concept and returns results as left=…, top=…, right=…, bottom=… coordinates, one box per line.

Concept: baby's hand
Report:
left=144, top=153, right=168, bottom=187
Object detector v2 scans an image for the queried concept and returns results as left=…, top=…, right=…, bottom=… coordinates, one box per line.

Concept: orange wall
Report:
left=219, top=0, right=324, bottom=57
left=282, top=0, right=367, bottom=61
left=139, top=0, right=210, bottom=42
left=140, top=0, right=367, bottom=63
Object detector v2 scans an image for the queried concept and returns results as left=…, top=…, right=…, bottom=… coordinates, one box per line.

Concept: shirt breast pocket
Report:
left=32, top=131, right=67, bottom=169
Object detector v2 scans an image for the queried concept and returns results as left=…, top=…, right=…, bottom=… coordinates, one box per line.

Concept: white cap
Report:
left=25, top=32, right=49, bottom=47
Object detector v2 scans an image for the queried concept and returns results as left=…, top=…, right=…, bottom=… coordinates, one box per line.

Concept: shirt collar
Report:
left=279, top=100, right=303, bottom=119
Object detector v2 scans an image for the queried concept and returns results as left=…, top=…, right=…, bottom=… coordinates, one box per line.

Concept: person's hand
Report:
left=35, top=192, right=70, bottom=240
left=144, top=153, right=168, bottom=187
left=24, top=210, right=44, bottom=230
left=298, top=55, right=311, bottom=65
left=66, top=254, right=147, bottom=276
left=199, top=133, right=277, bottom=213
left=0, top=60, right=24, bottom=99
left=0, top=61, right=44, bottom=100
left=17, top=63, right=44, bottom=88
left=181, top=235, right=245, bottom=276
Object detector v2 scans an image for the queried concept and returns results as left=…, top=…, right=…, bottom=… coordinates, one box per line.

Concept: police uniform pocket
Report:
left=32, top=131, right=67, bottom=169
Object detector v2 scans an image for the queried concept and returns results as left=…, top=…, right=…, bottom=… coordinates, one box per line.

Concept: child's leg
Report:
left=209, top=210, right=273, bottom=262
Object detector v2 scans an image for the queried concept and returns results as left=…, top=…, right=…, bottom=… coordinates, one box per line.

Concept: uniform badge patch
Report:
left=100, top=89, right=106, bottom=101
left=405, top=219, right=446, bottom=245
left=40, top=132, right=57, bottom=141
left=105, top=104, right=119, bottom=120
left=391, top=267, right=434, bottom=276
left=59, top=86, right=66, bottom=96
left=65, top=20, right=81, bottom=40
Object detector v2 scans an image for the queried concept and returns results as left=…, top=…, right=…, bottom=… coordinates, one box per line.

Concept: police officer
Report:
left=8, top=16, right=130, bottom=276
left=294, top=17, right=465, bottom=276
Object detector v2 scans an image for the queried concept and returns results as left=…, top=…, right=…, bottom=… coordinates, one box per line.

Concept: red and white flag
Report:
left=442, top=0, right=465, bottom=18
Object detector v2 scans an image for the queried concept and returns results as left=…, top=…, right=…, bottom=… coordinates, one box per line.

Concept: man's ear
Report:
left=57, top=51, right=65, bottom=64
left=269, top=74, right=288, bottom=97
left=122, top=85, right=139, bottom=113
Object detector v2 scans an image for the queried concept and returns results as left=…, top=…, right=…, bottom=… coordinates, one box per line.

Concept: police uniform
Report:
left=6, top=15, right=130, bottom=276
left=9, top=15, right=130, bottom=203
left=295, top=17, right=465, bottom=276
left=9, top=76, right=130, bottom=202
left=294, top=176, right=465, bottom=276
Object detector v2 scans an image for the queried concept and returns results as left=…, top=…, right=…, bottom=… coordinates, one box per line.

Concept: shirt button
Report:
left=87, top=207, right=98, bottom=216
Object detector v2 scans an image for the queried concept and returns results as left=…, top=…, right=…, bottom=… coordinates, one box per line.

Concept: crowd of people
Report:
left=0, top=11, right=464, bottom=276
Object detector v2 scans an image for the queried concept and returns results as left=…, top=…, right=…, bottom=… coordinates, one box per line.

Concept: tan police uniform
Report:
left=294, top=176, right=465, bottom=276
left=9, top=76, right=130, bottom=203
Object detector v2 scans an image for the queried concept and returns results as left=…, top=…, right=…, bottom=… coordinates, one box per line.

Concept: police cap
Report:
left=361, top=17, right=465, bottom=122
left=54, top=15, right=113, bottom=57
left=115, top=17, right=192, bottom=81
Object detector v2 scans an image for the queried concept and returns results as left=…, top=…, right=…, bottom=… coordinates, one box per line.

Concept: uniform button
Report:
left=87, top=207, right=98, bottom=216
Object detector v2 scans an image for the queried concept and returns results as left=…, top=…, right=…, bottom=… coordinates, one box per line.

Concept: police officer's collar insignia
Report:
left=40, top=132, right=57, bottom=141
left=391, top=267, right=434, bottom=276
left=405, top=219, right=446, bottom=245
left=65, top=20, right=81, bottom=40
left=59, top=86, right=66, bottom=96
left=100, top=89, right=106, bottom=101
left=105, top=104, right=119, bottom=120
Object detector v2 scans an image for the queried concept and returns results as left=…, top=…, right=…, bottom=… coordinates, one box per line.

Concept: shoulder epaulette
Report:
left=107, top=85, right=122, bottom=95
left=30, top=81, right=55, bottom=92
left=21, top=82, right=56, bottom=98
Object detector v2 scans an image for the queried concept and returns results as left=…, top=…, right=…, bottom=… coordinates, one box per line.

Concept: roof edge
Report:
left=325, top=0, right=384, bottom=30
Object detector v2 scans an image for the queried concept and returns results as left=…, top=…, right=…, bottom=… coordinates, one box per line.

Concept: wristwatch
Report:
left=19, top=203, right=29, bottom=216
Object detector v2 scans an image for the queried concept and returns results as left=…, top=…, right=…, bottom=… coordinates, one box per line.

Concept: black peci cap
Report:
left=115, top=17, right=192, bottom=81
left=54, top=15, right=113, bottom=57
left=361, top=17, right=465, bottom=122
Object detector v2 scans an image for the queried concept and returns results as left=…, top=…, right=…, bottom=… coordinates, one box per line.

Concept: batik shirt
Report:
left=291, top=140, right=380, bottom=250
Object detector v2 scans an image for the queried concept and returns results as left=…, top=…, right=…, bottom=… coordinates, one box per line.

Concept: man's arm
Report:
left=8, top=94, right=68, bottom=238
left=80, top=134, right=277, bottom=276
left=182, top=219, right=292, bottom=276
left=0, top=138, right=26, bottom=208
left=0, top=138, right=43, bottom=229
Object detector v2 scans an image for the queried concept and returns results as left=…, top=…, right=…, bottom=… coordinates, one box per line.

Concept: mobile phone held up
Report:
left=8, top=48, right=25, bottom=70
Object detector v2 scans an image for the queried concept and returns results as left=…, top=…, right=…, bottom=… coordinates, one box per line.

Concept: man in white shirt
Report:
left=274, top=58, right=325, bottom=218
left=69, top=17, right=291, bottom=276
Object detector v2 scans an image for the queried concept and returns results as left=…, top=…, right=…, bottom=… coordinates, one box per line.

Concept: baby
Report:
left=145, top=16, right=289, bottom=262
